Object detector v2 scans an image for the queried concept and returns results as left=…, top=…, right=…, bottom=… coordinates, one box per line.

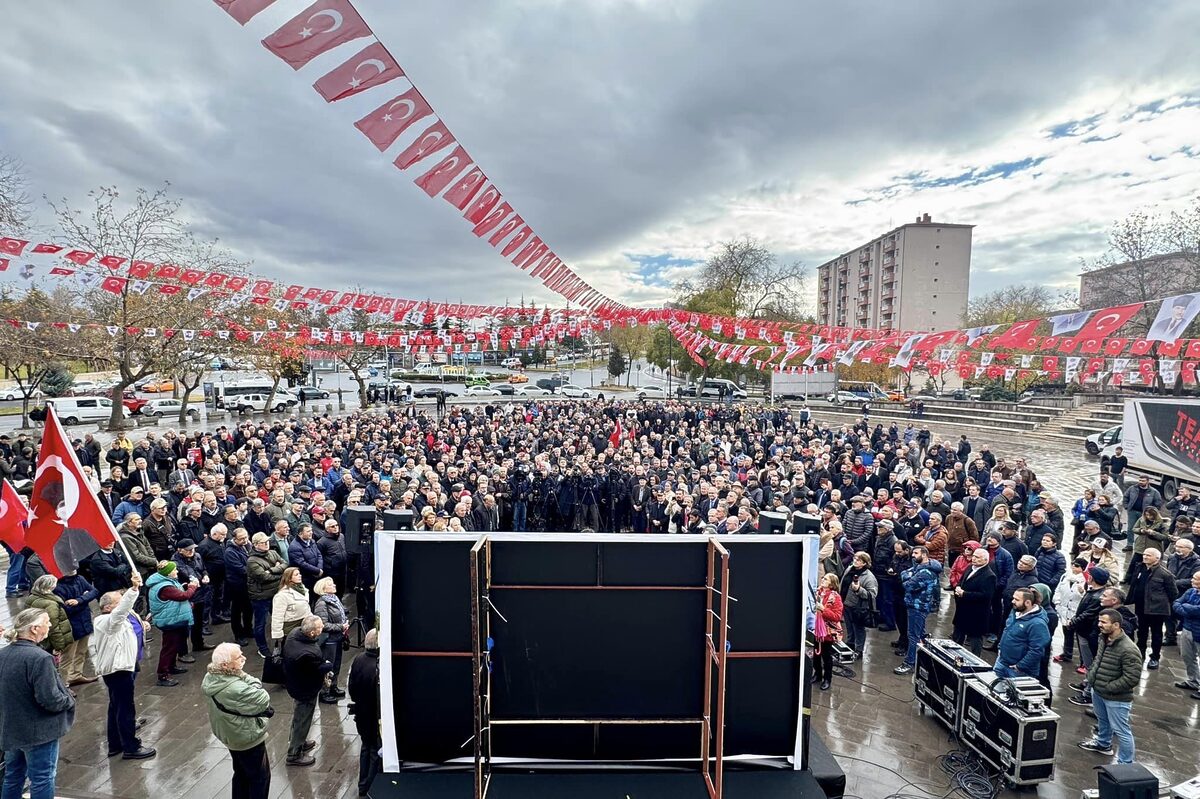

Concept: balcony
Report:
left=884, top=238, right=896, bottom=253
left=859, top=250, right=870, bottom=263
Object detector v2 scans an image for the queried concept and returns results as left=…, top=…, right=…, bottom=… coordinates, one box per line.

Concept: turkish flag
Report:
left=609, top=418, right=625, bottom=449
left=1073, top=303, right=1144, bottom=340
left=252, top=280, right=273, bottom=296
left=225, top=276, right=249, bottom=292
left=64, top=250, right=95, bottom=266
left=413, top=145, right=472, bottom=198
left=472, top=202, right=513, bottom=238
left=0, top=237, right=29, bottom=256
left=98, top=255, right=126, bottom=270
left=158, top=284, right=182, bottom=296
left=154, top=263, right=180, bottom=279
left=262, top=0, right=372, bottom=70
left=204, top=272, right=228, bottom=288
left=0, top=479, right=29, bottom=551
left=180, top=269, right=205, bottom=285
left=500, top=225, right=534, bottom=257
left=25, top=406, right=121, bottom=577
left=101, top=276, right=128, bottom=294
left=313, top=41, right=403, bottom=102
left=354, top=87, right=433, bottom=152
left=442, top=168, right=486, bottom=210
left=213, top=0, right=278, bottom=25
left=393, top=120, right=456, bottom=170
left=32, top=243, right=63, bottom=255
left=987, top=319, right=1041, bottom=350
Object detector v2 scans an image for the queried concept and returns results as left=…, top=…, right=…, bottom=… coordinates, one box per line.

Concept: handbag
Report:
left=261, top=654, right=286, bottom=685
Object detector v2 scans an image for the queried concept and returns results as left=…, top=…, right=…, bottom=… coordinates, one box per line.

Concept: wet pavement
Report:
left=2, top=427, right=1197, bottom=799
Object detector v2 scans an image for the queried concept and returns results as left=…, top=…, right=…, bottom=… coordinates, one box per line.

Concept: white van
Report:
left=48, top=396, right=130, bottom=425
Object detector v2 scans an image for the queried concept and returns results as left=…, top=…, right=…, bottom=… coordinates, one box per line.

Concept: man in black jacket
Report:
left=281, top=615, right=333, bottom=767
left=1129, top=547, right=1179, bottom=669
left=198, top=525, right=229, bottom=625
left=223, top=528, right=252, bottom=646
left=348, top=628, right=382, bottom=797
left=85, top=544, right=132, bottom=594
left=317, top=519, right=348, bottom=595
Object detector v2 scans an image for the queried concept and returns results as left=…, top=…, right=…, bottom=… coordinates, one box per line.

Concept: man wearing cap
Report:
left=1128, top=547, right=1178, bottom=670
left=247, top=533, right=286, bottom=659
left=843, top=496, right=876, bottom=553
left=1064, top=566, right=1110, bottom=675
left=113, top=487, right=148, bottom=528
left=147, top=560, right=198, bottom=687
left=174, top=538, right=213, bottom=655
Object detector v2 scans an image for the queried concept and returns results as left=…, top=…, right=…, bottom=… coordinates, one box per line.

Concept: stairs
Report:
left=806, top=398, right=1069, bottom=440
left=1027, top=401, right=1124, bottom=446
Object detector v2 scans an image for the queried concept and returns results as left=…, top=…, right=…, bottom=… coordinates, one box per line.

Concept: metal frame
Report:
left=470, top=536, right=493, bottom=799
left=702, top=538, right=731, bottom=799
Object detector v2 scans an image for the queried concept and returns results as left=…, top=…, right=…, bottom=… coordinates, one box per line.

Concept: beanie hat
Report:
left=158, top=561, right=177, bottom=578
left=1031, top=583, right=1052, bottom=607
left=1089, top=567, right=1110, bottom=586
left=175, top=538, right=195, bottom=550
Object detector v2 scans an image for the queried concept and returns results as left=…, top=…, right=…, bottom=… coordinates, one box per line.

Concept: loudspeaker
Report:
left=759, top=510, right=788, bottom=535
left=1097, top=764, right=1157, bottom=799
left=343, top=505, right=377, bottom=555
left=790, top=512, right=821, bottom=536
left=383, top=508, right=414, bottom=531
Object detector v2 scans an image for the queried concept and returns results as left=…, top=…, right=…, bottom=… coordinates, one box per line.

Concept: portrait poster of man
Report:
left=1147, top=293, right=1200, bottom=343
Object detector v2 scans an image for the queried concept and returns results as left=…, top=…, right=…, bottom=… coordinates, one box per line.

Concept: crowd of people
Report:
left=0, top=395, right=1198, bottom=796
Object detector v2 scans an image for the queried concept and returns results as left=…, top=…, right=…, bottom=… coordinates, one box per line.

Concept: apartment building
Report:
left=816, top=214, right=973, bottom=332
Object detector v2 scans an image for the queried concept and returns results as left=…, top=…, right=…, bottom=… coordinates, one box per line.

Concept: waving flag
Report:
left=609, top=417, right=624, bottom=449
left=0, top=479, right=29, bottom=551
left=313, top=41, right=403, bottom=102
left=25, top=405, right=123, bottom=577
left=262, top=0, right=372, bottom=70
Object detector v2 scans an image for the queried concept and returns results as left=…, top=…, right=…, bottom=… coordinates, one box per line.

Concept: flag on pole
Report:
left=24, top=405, right=125, bottom=577
left=0, top=479, right=30, bottom=551
left=609, top=417, right=624, bottom=449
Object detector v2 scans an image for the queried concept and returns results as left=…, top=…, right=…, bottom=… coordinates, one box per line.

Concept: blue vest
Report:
left=147, top=573, right=193, bottom=629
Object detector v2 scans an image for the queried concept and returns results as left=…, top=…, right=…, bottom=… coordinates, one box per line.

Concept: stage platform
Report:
left=369, top=766, right=828, bottom=798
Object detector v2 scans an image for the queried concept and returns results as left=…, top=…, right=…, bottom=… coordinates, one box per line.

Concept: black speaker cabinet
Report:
left=343, top=505, right=377, bottom=555
left=1097, top=764, right=1158, bottom=799
left=383, top=508, right=415, bottom=531
left=791, top=512, right=821, bottom=536
left=759, top=510, right=788, bottom=535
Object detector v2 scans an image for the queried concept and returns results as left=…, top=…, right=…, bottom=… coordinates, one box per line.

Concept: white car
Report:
left=1, top=385, right=43, bottom=401
left=141, top=398, right=200, bottom=419
left=517, top=386, right=551, bottom=397
left=231, top=393, right=291, bottom=413
left=464, top=385, right=502, bottom=397
left=827, top=391, right=863, bottom=406
left=636, top=385, right=668, bottom=400
left=71, top=380, right=100, bottom=395
left=558, top=383, right=593, bottom=399
left=500, top=357, right=524, bottom=369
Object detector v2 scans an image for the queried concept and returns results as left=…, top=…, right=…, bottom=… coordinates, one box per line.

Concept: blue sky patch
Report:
left=1045, top=113, right=1103, bottom=139
left=626, top=253, right=702, bottom=287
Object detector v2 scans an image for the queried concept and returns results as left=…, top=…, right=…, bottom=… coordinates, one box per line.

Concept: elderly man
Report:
left=1172, top=570, right=1200, bottom=697
left=348, top=629, right=382, bottom=797
left=202, top=643, right=274, bottom=799
left=288, top=524, right=324, bottom=598
left=1167, top=539, right=1200, bottom=647
left=0, top=607, right=77, bottom=799
left=92, top=573, right=155, bottom=760
left=247, top=533, right=286, bottom=659
left=1129, top=547, right=1179, bottom=669
left=281, top=616, right=333, bottom=767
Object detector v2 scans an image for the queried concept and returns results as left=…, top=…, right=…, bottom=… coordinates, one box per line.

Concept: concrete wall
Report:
left=894, top=225, right=972, bottom=333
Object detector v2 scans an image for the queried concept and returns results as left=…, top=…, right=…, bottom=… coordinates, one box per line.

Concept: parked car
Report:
left=140, top=398, right=200, bottom=419
left=413, top=386, right=458, bottom=398
left=948, top=388, right=981, bottom=402
left=517, top=386, right=551, bottom=397
left=141, top=378, right=176, bottom=393
left=231, top=393, right=290, bottom=413
left=295, top=386, right=330, bottom=401
left=465, top=385, right=502, bottom=397
left=46, top=396, right=130, bottom=425
left=508, top=373, right=529, bottom=384
left=826, top=391, right=863, bottom=406
left=0, top=385, right=43, bottom=402
left=698, top=379, right=747, bottom=400
left=637, top=385, right=668, bottom=400
left=69, top=380, right=100, bottom=396
left=536, top=377, right=569, bottom=393
left=1085, top=424, right=1122, bottom=456
left=121, top=390, right=149, bottom=414
left=558, top=383, right=593, bottom=399
left=500, top=357, right=524, bottom=370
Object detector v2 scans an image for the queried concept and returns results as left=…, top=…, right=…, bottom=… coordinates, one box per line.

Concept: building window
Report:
left=935, top=245, right=940, bottom=249
left=932, top=295, right=937, bottom=299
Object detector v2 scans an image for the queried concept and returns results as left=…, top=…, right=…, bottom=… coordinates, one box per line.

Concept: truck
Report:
left=770, top=370, right=836, bottom=402
left=1121, top=397, right=1200, bottom=497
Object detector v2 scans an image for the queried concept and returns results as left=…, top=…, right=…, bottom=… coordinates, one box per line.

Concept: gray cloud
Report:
left=1, top=0, right=1198, bottom=309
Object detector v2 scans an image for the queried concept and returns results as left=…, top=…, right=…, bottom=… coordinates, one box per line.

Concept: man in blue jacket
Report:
left=1172, top=568, right=1200, bottom=698
left=288, top=524, right=324, bottom=599
left=894, top=545, right=942, bottom=675
left=995, top=587, right=1052, bottom=679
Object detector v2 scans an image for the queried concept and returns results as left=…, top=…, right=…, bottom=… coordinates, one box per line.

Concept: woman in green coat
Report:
left=25, top=574, right=74, bottom=654
left=202, top=642, right=274, bottom=798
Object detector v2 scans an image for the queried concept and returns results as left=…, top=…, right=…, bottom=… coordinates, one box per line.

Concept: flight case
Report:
left=958, top=673, right=1058, bottom=786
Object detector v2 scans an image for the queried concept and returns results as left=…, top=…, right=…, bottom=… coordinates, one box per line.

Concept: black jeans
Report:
left=103, top=670, right=141, bottom=754
left=811, top=646, right=834, bottom=682
left=1137, top=612, right=1168, bottom=660
left=229, top=584, right=253, bottom=640
left=358, top=728, right=382, bottom=796
left=230, top=742, right=271, bottom=799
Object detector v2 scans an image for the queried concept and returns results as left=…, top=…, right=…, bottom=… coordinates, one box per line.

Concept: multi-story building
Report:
left=816, top=214, right=973, bottom=333
left=1078, top=252, right=1196, bottom=310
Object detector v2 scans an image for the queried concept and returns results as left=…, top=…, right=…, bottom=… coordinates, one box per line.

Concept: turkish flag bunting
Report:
left=0, top=479, right=29, bottom=551
left=154, top=263, right=181, bottom=279
left=158, top=284, right=182, bottom=295
left=32, top=243, right=63, bottom=255
left=1073, top=303, right=1144, bottom=339
left=413, top=145, right=472, bottom=198
left=987, top=319, right=1041, bottom=350
left=128, top=261, right=154, bottom=279
left=261, top=0, right=372, bottom=70
left=0, top=237, right=29, bottom=256
left=252, top=280, right=273, bottom=296
left=313, top=41, right=403, bottom=102
left=101, top=276, right=127, bottom=294
left=180, top=269, right=206, bottom=285
left=393, top=120, right=456, bottom=170
left=49, top=266, right=75, bottom=276
left=225, top=276, right=249, bottom=292
left=98, top=255, right=126, bottom=270
left=354, top=87, right=434, bottom=152
left=204, top=272, right=228, bottom=288
left=25, top=406, right=121, bottom=577
left=442, top=168, right=486, bottom=210
left=214, top=0, right=279, bottom=26
left=64, top=250, right=95, bottom=266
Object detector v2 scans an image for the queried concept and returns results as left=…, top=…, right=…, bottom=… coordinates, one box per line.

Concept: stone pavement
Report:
left=2, top=429, right=1197, bottom=799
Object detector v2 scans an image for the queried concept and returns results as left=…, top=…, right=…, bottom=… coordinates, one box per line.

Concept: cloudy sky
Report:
left=2, top=0, right=1198, bottom=312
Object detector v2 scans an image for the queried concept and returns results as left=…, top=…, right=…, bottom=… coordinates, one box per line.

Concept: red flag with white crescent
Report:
left=313, top=41, right=404, bottom=103
left=213, top=0, right=278, bottom=25
left=0, top=479, right=29, bottom=552
left=392, top=120, right=456, bottom=170
left=353, top=87, right=434, bottom=152
left=609, top=417, right=623, bottom=449
left=262, top=0, right=372, bottom=70
left=25, top=406, right=121, bottom=577
left=1072, top=303, right=1144, bottom=340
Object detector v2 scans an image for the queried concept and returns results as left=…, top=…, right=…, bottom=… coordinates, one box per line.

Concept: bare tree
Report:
left=0, top=287, right=77, bottom=427
left=0, top=153, right=32, bottom=233
left=676, top=237, right=808, bottom=320
left=49, top=185, right=250, bottom=429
